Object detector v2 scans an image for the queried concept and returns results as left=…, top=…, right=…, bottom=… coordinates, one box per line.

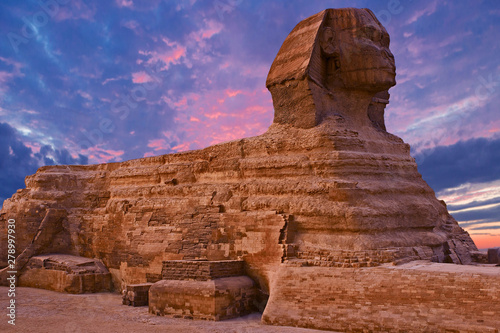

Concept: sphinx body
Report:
left=0, top=8, right=490, bottom=331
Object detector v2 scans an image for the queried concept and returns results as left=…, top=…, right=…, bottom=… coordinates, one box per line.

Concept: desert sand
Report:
left=0, top=286, right=326, bottom=333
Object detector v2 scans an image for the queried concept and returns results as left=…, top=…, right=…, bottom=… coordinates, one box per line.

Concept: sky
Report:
left=0, top=0, right=499, bottom=249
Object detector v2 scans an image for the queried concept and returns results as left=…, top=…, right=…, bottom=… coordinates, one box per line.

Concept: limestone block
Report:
left=149, top=276, right=257, bottom=321
left=18, top=254, right=112, bottom=293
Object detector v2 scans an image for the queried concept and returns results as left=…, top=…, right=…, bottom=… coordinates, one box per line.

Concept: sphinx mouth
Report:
left=344, top=67, right=395, bottom=73
left=380, top=67, right=396, bottom=74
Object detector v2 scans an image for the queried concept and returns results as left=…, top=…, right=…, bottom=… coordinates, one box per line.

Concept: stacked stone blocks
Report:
left=149, top=260, right=257, bottom=321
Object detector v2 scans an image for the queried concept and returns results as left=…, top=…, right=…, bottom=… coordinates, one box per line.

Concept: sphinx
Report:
left=2, top=8, right=497, bottom=332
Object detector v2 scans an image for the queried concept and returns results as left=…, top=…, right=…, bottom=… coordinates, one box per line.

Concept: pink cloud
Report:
left=0, top=57, right=23, bottom=74
left=132, top=71, right=154, bottom=83
left=115, top=0, right=133, bottom=8
left=219, top=62, right=230, bottom=70
left=83, top=147, right=124, bottom=163
left=0, top=57, right=24, bottom=93
left=122, top=20, right=140, bottom=34
left=147, top=139, right=169, bottom=151
left=0, top=71, right=15, bottom=84
left=139, top=40, right=187, bottom=71
left=162, top=93, right=199, bottom=110
left=190, top=20, right=223, bottom=42
left=55, top=1, right=96, bottom=21
left=136, top=20, right=223, bottom=73
left=174, top=97, right=187, bottom=108
left=204, top=112, right=227, bottom=120
left=25, top=142, right=41, bottom=154
left=161, top=88, right=273, bottom=152
left=225, top=89, right=242, bottom=97
left=171, top=143, right=190, bottom=152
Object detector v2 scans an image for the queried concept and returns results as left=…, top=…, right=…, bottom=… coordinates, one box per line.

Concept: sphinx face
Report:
left=323, top=11, right=396, bottom=92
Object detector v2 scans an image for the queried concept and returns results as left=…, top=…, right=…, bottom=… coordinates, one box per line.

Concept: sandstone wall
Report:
left=263, top=261, right=500, bottom=332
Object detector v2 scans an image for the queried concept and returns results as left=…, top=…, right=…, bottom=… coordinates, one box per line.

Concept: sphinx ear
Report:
left=320, top=27, right=339, bottom=57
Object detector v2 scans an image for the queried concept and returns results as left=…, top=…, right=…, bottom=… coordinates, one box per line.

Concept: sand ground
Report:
left=0, top=286, right=327, bottom=333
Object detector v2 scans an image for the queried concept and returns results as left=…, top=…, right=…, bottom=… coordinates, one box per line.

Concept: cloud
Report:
left=34, top=144, right=88, bottom=166
left=415, top=136, right=500, bottom=193
left=139, top=40, right=187, bottom=71
left=406, top=0, right=439, bottom=25
left=189, top=19, right=223, bottom=42
left=0, top=57, right=24, bottom=95
left=137, top=19, right=224, bottom=73
left=77, top=90, right=92, bottom=100
left=115, top=0, right=133, bottom=8
left=55, top=0, right=96, bottom=21
left=121, top=20, right=141, bottom=34
left=440, top=180, right=500, bottom=210
left=132, top=71, right=154, bottom=83
left=453, top=204, right=500, bottom=225
left=102, top=76, right=128, bottom=85
left=162, top=87, right=273, bottom=150
left=81, top=146, right=124, bottom=163
left=0, top=123, right=39, bottom=205
left=434, top=178, right=500, bottom=242
left=0, top=123, right=88, bottom=206
left=147, top=138, right=169, bottom=151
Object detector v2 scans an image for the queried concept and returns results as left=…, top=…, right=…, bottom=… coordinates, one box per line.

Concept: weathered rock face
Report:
left=0, top=8, right=477, bottom=297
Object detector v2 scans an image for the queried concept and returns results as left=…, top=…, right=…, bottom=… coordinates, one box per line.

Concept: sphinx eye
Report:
left=361, top=26, right=379, bottom=42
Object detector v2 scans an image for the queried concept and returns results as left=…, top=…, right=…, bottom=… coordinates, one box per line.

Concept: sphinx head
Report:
left=320, top=8, right=396, bottom=92
left=266, top=8, right=396, bottom=129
